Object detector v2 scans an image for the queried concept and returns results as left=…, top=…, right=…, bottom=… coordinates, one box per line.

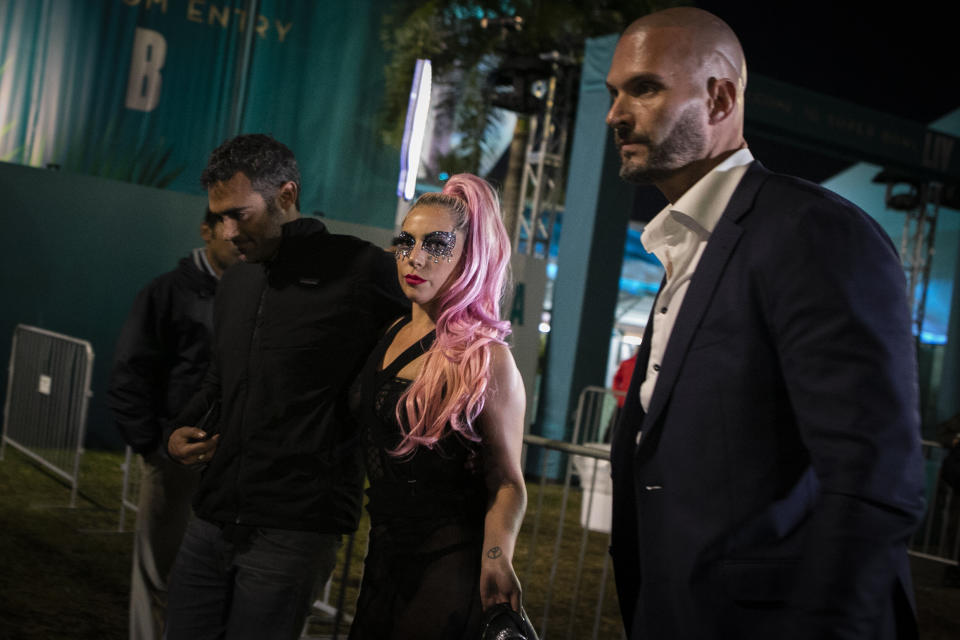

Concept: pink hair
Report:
left=392, top=173, right=512, bottom=457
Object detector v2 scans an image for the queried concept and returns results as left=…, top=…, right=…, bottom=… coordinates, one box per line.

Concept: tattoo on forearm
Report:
left=486, top=546, right=502, bottom=559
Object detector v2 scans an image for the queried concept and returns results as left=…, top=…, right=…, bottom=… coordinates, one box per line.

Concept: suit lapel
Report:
left=617, top=289, right=657, bottom=435
left=638, top=163, right=769, bottom=448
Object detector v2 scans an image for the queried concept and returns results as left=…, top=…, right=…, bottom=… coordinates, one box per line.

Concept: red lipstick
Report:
left=404, top=274, right=426, bottom=285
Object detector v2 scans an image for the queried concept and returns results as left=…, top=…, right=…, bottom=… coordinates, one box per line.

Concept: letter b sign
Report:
left=125, top=28, right=166, bottom=112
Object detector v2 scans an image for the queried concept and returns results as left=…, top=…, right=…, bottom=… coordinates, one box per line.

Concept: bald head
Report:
left=625, top=8, right=747, bottom=100
left=605, top=8, right=749, bottom=201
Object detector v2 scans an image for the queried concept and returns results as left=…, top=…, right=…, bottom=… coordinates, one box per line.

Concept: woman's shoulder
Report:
left=379, top=314, right=411, bottom=339
left=488, top=341, right=515, bottom=364
left=487, top=343, right=522, bottom=392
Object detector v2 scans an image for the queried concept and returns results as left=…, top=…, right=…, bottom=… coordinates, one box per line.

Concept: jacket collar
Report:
left=266, top=217, right=329, bottom=263
left=176, top=254, right=217, bottom=293
left=280, top=216, right=328, bottom=241
left=263, top=217, right=332, bottom=280
left=637, top=161, right=770, bottom=448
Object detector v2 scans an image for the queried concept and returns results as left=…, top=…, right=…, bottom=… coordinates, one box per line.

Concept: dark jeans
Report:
left=165, top=516, right=340, bottom=640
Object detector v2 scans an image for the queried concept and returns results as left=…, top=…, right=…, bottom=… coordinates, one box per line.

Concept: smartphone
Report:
left=191, top=399, right=221, bottom=441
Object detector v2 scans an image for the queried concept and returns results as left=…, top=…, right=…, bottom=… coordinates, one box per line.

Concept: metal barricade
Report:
left=571, top=385, right=624, bottom=445
left=909, top=439, right=960, bottom=566
left=300, top=431, right=625, bottom=640
left=121, top=392, right=953, bottom=640
left=1, top=324, right=94, bottom=507
left=115, top=386, right=630, bottom=638
left=520, top=433, right=625, bottom=640
left=117, top=445, right=141, bottom=531
left=302, top=386, right=628, bottom=639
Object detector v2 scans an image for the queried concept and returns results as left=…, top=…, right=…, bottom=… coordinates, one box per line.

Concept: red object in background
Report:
left=612, top=352, right=637, bottom=408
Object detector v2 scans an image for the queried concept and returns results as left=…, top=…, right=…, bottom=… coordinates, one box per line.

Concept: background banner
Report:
left=0, top=0, right=400, bottom=228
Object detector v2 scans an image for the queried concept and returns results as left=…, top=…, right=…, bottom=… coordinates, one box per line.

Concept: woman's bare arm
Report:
left=478, top=343, right=528, bottom=612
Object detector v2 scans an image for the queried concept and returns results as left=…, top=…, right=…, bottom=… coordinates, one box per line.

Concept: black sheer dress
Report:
left=348, top=317, right=488, bottom=640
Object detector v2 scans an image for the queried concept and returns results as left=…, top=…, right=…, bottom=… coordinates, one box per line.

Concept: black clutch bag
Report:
left=479, top=603, right=539, bottom=640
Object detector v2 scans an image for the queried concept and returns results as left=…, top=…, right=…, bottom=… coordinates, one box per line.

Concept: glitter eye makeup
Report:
left=393, top=232, right=416, bottom=260
left=394, top=230, right=456, bottom=263
left=422, top=231, right=456, bottom=262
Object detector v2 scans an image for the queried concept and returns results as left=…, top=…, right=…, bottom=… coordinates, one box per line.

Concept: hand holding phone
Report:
left=168, top=401, right=221, bottom=464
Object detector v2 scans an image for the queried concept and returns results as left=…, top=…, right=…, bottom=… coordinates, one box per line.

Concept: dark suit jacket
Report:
left=610, top=162, right=926, bottom=639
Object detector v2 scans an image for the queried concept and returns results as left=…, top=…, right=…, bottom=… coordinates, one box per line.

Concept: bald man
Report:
left=605, top=8, right=925, bottom=639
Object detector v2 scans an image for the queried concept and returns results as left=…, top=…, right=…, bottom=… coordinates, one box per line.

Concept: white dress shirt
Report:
left=639, top=148, right=754, bottom=412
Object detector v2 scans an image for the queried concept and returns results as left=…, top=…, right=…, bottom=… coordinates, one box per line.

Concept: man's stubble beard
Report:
left=618, top=105, right=708, bottom=185
left=243, top=196, right=287, bottom=264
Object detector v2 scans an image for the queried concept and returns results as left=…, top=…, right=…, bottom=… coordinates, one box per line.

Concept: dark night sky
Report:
left=699, top=1, right=958, bottom=183
left=698, top=1, right=958, bottom=124
left=627, top=1, right=959, bottom=218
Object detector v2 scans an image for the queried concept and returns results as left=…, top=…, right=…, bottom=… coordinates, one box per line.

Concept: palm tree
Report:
left=379, top=0, right=675, bottom=238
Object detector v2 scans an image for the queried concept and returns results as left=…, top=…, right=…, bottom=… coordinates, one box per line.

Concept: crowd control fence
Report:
left=103, top=387, right=960, bottom=640
left=1, top=325, right=94, bottom=508
left=303, top=397, right=960, bottom=639
left=117, top=445, right=141, bottom=531
left=109, top=387, right=960, bottom=639
left=110, top=436, right=621, bottom=639
left=570, top=385, right=624, bottom=445
left=305, top=387, right=628, bottom=640
left=517, top=433, right=625, bottom=640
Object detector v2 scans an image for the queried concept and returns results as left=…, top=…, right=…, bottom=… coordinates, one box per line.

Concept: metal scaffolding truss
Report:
left=877, top=174, right=944, bottom=338
left=515, top=53, right=576, bottom=259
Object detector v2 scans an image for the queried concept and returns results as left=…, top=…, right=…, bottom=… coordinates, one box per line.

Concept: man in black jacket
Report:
left=165, top=134, right=408, bottom=639
left=107, top=211, right=239, bottom=640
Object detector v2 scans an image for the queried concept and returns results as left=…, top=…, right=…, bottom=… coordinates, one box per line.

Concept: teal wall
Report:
left=0, top=161, right=208, bottom=448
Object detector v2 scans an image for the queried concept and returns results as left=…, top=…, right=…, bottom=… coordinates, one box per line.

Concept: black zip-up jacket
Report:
left=174, top=218, right=408, bottom=533
left=108, top=255, right=217, bottom=454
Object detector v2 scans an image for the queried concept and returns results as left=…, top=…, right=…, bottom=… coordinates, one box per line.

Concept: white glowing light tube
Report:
left=397, top=59, right=432, bottom=201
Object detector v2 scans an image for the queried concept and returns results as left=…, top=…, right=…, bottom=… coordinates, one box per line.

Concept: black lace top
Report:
left=351, top=317, right=486, bottom=526
left=348, top=317, right=488, bottom=639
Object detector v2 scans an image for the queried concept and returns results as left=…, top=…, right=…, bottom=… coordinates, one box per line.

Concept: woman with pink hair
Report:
left=348, top=173, right=528, bottom=638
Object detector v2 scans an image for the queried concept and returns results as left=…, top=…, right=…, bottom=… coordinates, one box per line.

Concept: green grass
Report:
left=0, top=445, right=622, bottom=640
left=2, top=445, right=958, bottom=639
left=0, top=447, right=131, bottom=640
